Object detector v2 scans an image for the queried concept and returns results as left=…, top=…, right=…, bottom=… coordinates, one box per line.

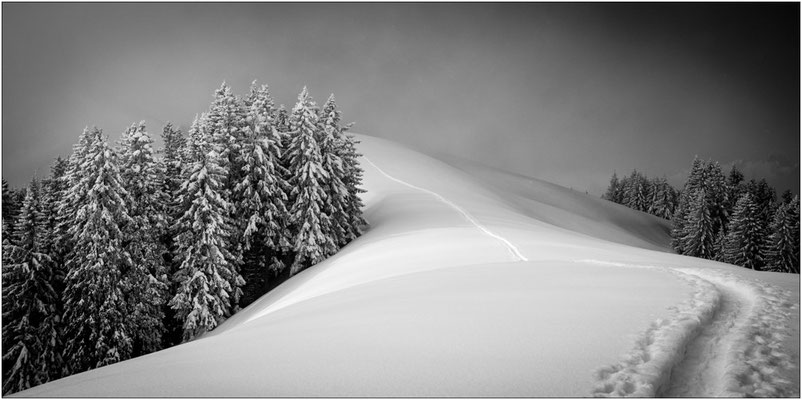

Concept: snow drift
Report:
left=14, top=134, right=799, bottom=397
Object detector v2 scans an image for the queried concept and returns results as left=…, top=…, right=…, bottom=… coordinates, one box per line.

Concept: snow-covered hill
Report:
left=15, top=135, right=799, bottom=397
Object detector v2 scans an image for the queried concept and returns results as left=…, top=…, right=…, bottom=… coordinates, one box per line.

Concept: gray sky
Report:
left=3, top=3, right=799, bottom=195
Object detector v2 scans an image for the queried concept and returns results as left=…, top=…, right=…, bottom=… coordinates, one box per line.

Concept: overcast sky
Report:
left=2, top=3, right=799, bottom=196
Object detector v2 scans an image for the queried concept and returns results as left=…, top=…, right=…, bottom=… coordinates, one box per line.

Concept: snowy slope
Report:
left=15, top=134, right=799, bottom=397
left=440, top=155, right=673, bottom=252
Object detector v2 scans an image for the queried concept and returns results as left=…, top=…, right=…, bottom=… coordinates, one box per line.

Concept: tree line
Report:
left=602, top=170, right=680, bottom=220
left=603, top=158, right=799, bottom=274
left=1, top=82, right=367, bottom=394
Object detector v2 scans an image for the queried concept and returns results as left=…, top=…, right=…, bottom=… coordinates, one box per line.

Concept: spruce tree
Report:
left=726, top=164, right=745, bottom=215
left=275, top=104, right=293, bottom=178
left=205, top=82, right=248, bottom=308
left=339, top=131, right=368, bottom=245
left=2, top=178, right=62, bottom=394
left=713, top=229, right=727, bottom=261
left=319, top=94, right=366, bottom=246
left=746, top=178, right=777, bottom=228
left=235, top=84, right=291, bottom=306
left=39, top=157, right=69, bottom=259
left=681, top=189, right=716, bottom=259
left=647, top=177, right=676, bottom=220
left=703, top=161, right=729, bottom=240
left=158, top=122, right=187, bottom=347
left=2, top=178, right=11, bottom=222
left=275, top=105, right=293, bottom=181
left=206, top=83, right=246, bottom=165
left=37, top=157, right=69, bottom=360
left=239, top=84, right=290, bottom=252
left=118, top=122, right=169, bottom=356
left=766, top=197, right=800, bottom=273
left=206, top=82, right=248, bottom=191
left=159, top=122, right=186, bottom=224
left=2, top=178, right=21, bottom=239
left=671, top=156, right=705, bottom=253
left=727, top=164, right=745, bottom=188
left=274, top=105, right=291, bottom=134
left=721, top=193, right=767, bottom=270
left=602, top=172, right=621, bottom=203
left=61, top=127, right=134, bottom=374
left=286, top=87, right=334, bottom=275
left=169, top=115, right=242, bottom=342
left=781, top=189, right=794, bottom=205
left=316, top=95, right=350, bottom=252
left=646, top=177, right=660, bottom=216
left=55, top=127, right=96, bottom=267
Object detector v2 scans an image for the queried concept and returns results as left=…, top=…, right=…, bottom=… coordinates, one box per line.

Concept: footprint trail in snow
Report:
left=583, top=261, right=798, bottom=397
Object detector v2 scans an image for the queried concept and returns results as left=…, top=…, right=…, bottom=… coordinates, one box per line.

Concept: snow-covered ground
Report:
left=15, top=135, right=799, bottom=397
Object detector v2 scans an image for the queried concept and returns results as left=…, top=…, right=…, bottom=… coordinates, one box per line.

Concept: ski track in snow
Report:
left=362, top=156, right=528, bottom=262
left=581, top=260, right=798, bottom=397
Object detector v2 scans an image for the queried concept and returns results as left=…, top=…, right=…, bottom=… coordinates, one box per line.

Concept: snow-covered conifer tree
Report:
left=169, top=115, right=243, bottom=341
left=205, top=82, right=247, bottom=185
left=37, top=157, right=69, bottom=327
left=2, top=178, right=62, bottom=394
left=286, top=87, right=334, bottom=275
left=55, top=127, right=96, bottom=262
left=745, top=178, right=777, bottom=229
left=238, top=83, right=289, bottom=252
left=671, top=156, right=705, bottom=253
left=274, top=105, right=291, bottom=134
left=647, top=177, right=676, bottom=220
left=159, top=122, right=186, bottom=220
left=61, top=127, right=134, bottom=374
left=316, top=95, right=350, bottom=251
left=703, top=161, right=729, bottom=240
left=766, top=197, right=800, bottom=273
left=780, top=189, right=794, bottom=205
left=275, top=104, right=293, bottom=188
left=618, top=174, right=631, bottom=208
left=204, top=82, right=249, bottom=306
left=118, top=122, right=169, bottom=356
left=2, top=178, right=21, bottom=233
left=319, top=94, right=366, bottom=246
left=726, top=164, right=745, bottom=213
left=646, top=177, right=661, bottom=216
left=624, top=170, right=649, bottom=212
left=602, top=172, right=622, bottom=204
left=235, top=84, right=291, bottom=305
left=339, top=133, right=368, bottom=245
left=681, top=189, right=716, bottom=259
left=39, top=157, right=69, bottom=259
left=158, top=122, right=187, bottom=346
left=713, top=229, right=727, bottom=261
left=721, top=193, right=767, bottom=270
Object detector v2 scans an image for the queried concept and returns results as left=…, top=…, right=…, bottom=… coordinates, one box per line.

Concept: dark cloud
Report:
left=2, top=3, right=798, bottom=195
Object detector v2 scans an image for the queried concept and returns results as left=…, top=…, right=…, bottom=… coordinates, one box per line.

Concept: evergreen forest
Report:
left=1, top=82, right=367, bottom=394
left=603, top=159, right=799, bottom=274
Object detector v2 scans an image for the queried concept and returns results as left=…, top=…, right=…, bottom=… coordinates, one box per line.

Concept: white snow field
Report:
left=16, top=135, right=799, bottom=397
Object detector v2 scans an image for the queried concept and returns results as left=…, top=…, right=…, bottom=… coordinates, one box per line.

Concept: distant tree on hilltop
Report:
left=603, top=155, right=796, bottom=273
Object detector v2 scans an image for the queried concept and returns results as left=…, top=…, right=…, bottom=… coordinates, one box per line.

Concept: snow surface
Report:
left=15, top=134, right=799, bottom=397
